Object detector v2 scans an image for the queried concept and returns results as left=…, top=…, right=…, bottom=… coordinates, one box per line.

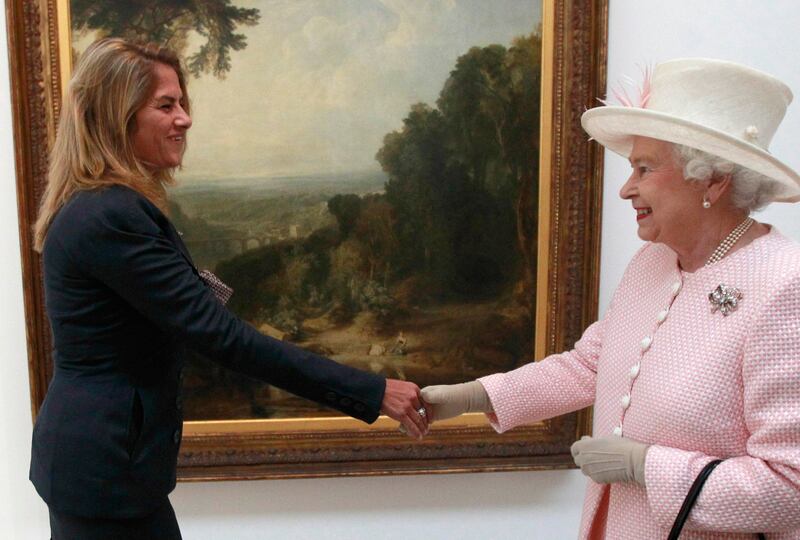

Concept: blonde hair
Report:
left=33, top=38, right=190, bottom=252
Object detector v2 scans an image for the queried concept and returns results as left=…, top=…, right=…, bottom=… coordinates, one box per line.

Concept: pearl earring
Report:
left=702, top=197, right=711, bottom=209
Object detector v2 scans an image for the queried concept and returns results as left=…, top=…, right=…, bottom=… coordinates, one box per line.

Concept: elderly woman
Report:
left=422, top=58, right=800, bottom=538
left=30, top=38, right=428, bottom=540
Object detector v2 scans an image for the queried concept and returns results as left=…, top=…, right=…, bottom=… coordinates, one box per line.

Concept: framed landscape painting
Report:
left=7, top=0, right=607, bottom=480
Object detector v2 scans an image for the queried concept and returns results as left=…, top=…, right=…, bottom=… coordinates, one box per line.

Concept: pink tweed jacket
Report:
left=480, top=228, right=800, bottom=539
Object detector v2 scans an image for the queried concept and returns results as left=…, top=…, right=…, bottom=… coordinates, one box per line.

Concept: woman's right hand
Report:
left=420, top=380, right=492, bottom=421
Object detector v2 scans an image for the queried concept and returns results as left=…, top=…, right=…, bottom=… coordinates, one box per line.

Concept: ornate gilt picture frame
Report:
left=7, top=0, right=607, bottom=481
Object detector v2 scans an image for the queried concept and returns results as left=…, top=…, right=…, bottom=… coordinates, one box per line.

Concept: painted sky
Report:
left=78, top=0, right=541, bottom=181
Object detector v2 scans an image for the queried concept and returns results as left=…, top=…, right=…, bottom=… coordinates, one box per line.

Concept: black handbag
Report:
left=668, top=459, right=766, bottom=540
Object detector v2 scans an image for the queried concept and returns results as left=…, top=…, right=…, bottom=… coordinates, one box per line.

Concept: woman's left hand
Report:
left=571, top=435, right=650, bottom=486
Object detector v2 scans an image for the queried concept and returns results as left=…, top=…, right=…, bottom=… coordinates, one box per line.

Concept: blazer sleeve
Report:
left=644, top=273, right=800, bottom=533
left=65, top=191, right=386, bottom=423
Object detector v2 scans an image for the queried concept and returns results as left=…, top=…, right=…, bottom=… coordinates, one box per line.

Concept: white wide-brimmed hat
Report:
left=581, top=58, right=800, bottom=203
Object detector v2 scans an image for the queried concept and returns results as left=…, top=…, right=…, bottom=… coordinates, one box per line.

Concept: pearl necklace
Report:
left=704, top=217, right=754, bottom=267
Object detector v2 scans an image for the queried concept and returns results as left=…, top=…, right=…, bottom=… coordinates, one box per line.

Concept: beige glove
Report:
left=420, top=380, right=493, bottom=421
left=570, top=435, right=649, bottom=486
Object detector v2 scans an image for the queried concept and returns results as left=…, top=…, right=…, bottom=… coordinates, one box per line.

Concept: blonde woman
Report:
left=423, top=59, right=800, bottom=539
left=31, top=38, right=427, bottom=539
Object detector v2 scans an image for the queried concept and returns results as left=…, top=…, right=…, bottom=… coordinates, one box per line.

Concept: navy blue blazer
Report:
left=31, top=185, right=386, bottom=519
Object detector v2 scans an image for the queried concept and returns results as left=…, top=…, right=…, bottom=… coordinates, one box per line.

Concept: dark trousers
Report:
left=49, top=498, right=182, bottom=540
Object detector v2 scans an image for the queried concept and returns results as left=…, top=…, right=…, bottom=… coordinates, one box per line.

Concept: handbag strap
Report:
left=668, top=460, right=722, bottom=540
left=668, top=459, right=765, bottom=540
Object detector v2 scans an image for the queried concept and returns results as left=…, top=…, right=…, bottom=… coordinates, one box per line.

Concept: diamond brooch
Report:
left=708, top=284, right=742, bottom=316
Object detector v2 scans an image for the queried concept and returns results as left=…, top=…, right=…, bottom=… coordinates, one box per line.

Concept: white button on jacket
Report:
left=630, top=363, right=641, bottom=378
left=671, top=281, right=682, bottom=295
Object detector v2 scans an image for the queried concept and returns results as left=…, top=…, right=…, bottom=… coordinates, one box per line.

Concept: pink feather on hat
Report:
left=599, top=64, right=652, bottom=108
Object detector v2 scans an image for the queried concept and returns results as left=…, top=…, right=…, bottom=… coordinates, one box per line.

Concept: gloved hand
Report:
left=570, top=435, right=649, bottom=486
left=420, top=380, right=492, bottom=421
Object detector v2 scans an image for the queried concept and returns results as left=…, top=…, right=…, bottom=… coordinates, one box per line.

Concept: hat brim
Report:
left=581, top=106, right=800, bottom=203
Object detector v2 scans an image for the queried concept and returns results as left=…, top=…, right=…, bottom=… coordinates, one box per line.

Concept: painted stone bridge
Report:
left=183, top=235, right=273, bottom=254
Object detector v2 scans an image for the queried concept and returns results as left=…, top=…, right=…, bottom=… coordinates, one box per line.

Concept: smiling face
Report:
left=619, top=137, right=706, bottom=247
left=130, top=62, right=191, bottom=172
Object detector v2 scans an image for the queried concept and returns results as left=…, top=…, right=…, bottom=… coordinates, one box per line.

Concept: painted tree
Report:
left=378, top=102, right=505, bottom=296
left=436, top=33, right=542, bottom=306
left=377, top=103, right=457, bottom=285
left=327, top=194, right=362, bottom=239
left=377, top=33, right=542, bottom=299
left=352, top=195, right=397, bottom=285
left=503, top=34, right=542, bottom=309
left=70, top=0, right=260, bottom=77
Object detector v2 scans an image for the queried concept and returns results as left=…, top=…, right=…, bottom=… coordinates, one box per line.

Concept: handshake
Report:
left=380, top=378, right=649, bottom=487
left=379, top=379, right=491, bottom=439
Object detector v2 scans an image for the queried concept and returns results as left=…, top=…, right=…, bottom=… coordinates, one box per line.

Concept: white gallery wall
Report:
left=2, top=1, right=799, bottom=538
